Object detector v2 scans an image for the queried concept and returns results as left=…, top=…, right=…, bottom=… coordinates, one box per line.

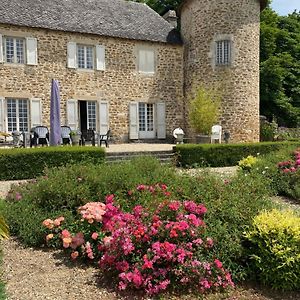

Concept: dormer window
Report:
left=215, top=40, right=231, bottom=66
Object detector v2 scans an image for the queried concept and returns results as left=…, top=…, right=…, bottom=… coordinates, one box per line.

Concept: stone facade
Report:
left=0, top=24, right=184, bottom=142
left=180, top=0, right=261, bottom=142
left=0, top=0, right=262, bottom=143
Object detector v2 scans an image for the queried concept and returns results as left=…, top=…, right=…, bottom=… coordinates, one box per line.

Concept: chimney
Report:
left=163, top=10, right=178, bottom=29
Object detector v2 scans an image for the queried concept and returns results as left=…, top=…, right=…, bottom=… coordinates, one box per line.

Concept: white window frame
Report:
left=137, top=47, right=156, bottom=75
left=215, top=40, right=231, bottom=66
left=6, top=98, right=29, bottom=132
left=76, top=44, right=94, bottom=70
left=3, top=36, right=26, bottom=64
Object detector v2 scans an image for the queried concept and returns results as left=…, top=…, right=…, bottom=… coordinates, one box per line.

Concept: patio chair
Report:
left=81, top=129, right=95, bottom=146
left=61, top=126, right=72, bottom=145
left=98, top=129, right=111, bottom=147
left=32, top=126, right=49, bottom=147
left=211, top=125, right=222, bottom=144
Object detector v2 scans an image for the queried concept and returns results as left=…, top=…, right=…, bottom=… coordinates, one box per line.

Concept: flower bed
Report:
left=43, top=185, right=234, bottom=295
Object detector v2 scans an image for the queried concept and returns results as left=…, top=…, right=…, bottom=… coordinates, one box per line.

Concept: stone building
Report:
left=0, top=0, right=266, bottom=143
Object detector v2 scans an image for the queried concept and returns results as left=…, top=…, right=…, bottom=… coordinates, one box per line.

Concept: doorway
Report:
left=138, top=103, right=155, bottom=139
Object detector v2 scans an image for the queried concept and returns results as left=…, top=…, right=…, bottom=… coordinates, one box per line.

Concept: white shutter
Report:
left=96, top=45, right=105, bottom=71
left=139, top=49, right=154, bottom=73
left=67, top=42, right=77, bottom=69
left=0, top=97, right=5, bottom=132
left=156, top=102, right=166, bottom=139
left=0, top=35, right=3, bottom=63
left=66, top=99, right=78, bottom=130
left=129, top=102, right=139, bottom=140
left=26, top=37, right=38, bottom=65
left=98, top=101, right=109, bottom=134
left=30, top=98, right=42, bottom=128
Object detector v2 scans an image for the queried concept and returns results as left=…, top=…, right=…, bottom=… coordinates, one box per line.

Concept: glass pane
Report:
left=16, top=38, right=25, bottom=64
left=5, top=38, right=14, bottom=63
left=87, top=101, right=96, bottom=130
left=18, top=100, right=28, bottom=131
left=138, top=103, right=146, bottom=131
left=86, top=46, right=94, bottom=69
left=77, top=45, right=85, bottom=68
left=7, top=99, right=17, bottom=132
left=147, top=104, right=154, bottom=131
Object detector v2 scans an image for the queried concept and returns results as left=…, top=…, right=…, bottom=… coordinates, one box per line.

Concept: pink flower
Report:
left=15, top=192, right=22, bottom=201
left=105, top=194, right=115, bottom=204
left=61, top=229, right=71, bottom=238
left=71, top=251, right=79, bottom=260
left=46, top=233, right=54, bottom=241
left=137, top=184, right=146, bottom=191
left=42, top=219, right=54, bottom=229
left=91, top=232, right=99, bottom=240
left=214, top=259, right=223, bottom=269
left=168, top=201, right=181, bottom=211
left=103, top=236, right=113, bottom=246
left=206, top=237, right=214, bottom=248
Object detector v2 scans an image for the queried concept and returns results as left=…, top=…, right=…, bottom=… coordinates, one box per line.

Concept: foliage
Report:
left=260, top=9, right=300, bottom=126
left=188, top=86, right=221, bottom=135
left=0, top=146, right=105, bottom=180
left=276, top=149, right=300, bottom=200
left=43, top=191, right=234, bottom=295
left=0, top=200, right=9, bottom=240
left=244, top=209, right=300, bottom=290
left=174, top=141, right=300, bottom=167
left=260, top=120, right=278, bottom=141
left=238, top=155, right=259, bottom=171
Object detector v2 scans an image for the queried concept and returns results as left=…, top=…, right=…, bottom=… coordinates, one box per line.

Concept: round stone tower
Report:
left=180, top=0, right=265, bottom=142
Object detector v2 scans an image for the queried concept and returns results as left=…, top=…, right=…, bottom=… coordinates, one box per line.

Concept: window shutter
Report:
left=26, top=37, right=38, bottom=65
left=98, top=101, right=109, bottom=134
left=0, top=97, right=5, bottom=132
left=0, top=35, right=3, bottom=63
left=30, top=98, right=42, bottom=128
left=156, top=102, right=166, bottom=139
left=67, top=42, right=77, bottom=68
left=66, top=99, right=78, bottom=130
left=138, top=49, right=154, bottom=73
left=96, top=45, right=105, bottom=71
left=129, top=102, right=139, bottom=140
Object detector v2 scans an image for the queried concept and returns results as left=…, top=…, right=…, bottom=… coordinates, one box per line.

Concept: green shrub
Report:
left=238, top=155, right=258, bottom=171
left=0, top=146, right=105, bottom=180
left=175, top=141, right=300, bottom=167
left=244, top=209, right=300, bottom=290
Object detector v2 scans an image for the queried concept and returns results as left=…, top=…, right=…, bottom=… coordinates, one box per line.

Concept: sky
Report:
left=271, top=0, right=300, bottom=16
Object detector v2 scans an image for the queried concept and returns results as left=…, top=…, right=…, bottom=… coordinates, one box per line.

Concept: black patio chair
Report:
left=81, top=129, right=95, bottom=146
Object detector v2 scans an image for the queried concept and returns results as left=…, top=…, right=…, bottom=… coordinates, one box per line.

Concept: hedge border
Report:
left=0, top=146, right=105, bottom=180
left=174, top=141, right=300, bottom=167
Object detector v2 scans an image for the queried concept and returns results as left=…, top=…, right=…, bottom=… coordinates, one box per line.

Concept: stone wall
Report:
left=180, top=0, right=261, bottom=142
left=0, top=24, right=184, bottom=142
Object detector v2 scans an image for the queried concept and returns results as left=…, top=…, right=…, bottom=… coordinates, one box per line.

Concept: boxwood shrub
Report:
left=0, top=146, right=105, bottom=180
left=174, top=141, right=300, bottom=167
left=244, top=209, right=300, bottom=290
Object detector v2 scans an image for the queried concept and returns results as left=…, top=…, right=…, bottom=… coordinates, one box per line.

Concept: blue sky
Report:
left=271, top=0, right=300, bottom=15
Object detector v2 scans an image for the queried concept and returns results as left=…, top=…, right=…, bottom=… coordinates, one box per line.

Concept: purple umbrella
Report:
left=50, top=79, right=61, bottom=146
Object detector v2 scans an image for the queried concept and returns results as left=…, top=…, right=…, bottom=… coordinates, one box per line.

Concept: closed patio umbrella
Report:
left=50, top=79, right=61, bottom=146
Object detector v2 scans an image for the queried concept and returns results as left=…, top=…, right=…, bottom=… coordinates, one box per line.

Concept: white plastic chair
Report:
left=33, top=126, right=49, bottom=146
left=211, top=125, right=222, bottom=144
left=61, top=126, right=72, bottom=145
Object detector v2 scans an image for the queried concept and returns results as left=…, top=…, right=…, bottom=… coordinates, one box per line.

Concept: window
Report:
left=3, top=36, right=25, bottom=64
left=215, top=40, right=231, bottom=66
left=6, top=98, right=29, bottom=132
left=77, top=45, right=94, bottom=69
left=138, top=49, right=155, bottom=74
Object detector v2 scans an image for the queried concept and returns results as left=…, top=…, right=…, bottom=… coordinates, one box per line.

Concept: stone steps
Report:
left=105, top=150, right=175, bottom=164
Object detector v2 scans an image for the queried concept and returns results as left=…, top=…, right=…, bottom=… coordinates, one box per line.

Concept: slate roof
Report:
left=0, top=0, right=181, bottom=44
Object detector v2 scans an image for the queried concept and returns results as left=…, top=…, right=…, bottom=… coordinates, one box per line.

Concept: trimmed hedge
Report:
left=0, top=146, right=105, bottom=180
left=174, top=141, right=300, bottom=167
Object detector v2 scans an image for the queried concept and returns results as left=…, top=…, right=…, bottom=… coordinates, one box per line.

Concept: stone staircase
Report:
left=105, top=150, right=175, bottom=164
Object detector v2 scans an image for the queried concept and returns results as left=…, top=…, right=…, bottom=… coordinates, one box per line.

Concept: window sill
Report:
left=75, top=68, right=95, bottom=73
left=137, top=71, right=155, bottom=77
left=2, top=63, right=26, bottom=68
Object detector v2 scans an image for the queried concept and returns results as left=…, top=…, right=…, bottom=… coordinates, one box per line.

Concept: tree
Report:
left=189, top=86, right=221, bottom=135
left=131, top=0, right=182, bottom=15
left=260, top=6, right=300, bottom=126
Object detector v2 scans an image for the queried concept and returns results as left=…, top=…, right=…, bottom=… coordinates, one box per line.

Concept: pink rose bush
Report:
left=43, top=184, right=234, bottom=295
left=277, top=150, right=300, bottom=173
